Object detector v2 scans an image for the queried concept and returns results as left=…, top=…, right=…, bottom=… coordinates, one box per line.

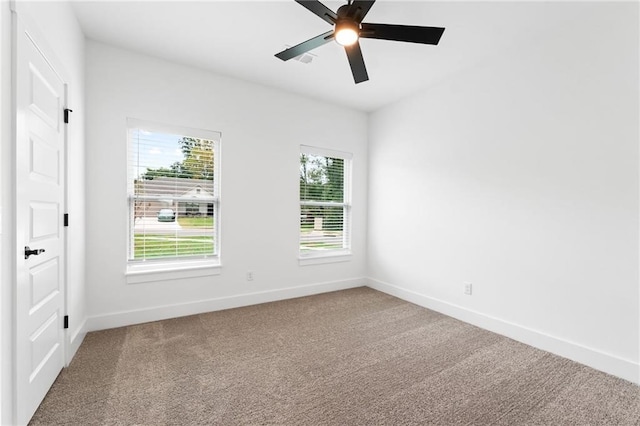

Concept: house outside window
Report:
left=127, top=119, right=221, bottom=275
left=299, top=145, right=352, bottom=260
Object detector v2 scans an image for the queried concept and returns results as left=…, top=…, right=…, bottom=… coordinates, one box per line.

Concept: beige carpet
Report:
left=31, top=287, right=640, bottom=425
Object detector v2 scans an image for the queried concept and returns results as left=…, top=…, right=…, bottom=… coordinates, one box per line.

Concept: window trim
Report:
left=125, top=260, right=221, bottom=285
left=298, top=253, right=352, bottom=266
left=299, top=145, right=353, bottom=262
left=125, top=118, right=222, bottom=277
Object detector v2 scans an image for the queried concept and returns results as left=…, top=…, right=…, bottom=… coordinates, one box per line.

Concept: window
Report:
left=127, top=119, right=221, bottom=274
left=299, top=145, right=352, bottom=259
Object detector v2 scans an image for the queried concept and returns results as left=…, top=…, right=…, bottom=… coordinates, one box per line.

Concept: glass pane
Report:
left=300, top=154, right=344, bottom=202
left=132, top=202, right=216, bottom=260
left=300, top=205, right=346, bottom=252
left=130, top=130, right=215, bottom=199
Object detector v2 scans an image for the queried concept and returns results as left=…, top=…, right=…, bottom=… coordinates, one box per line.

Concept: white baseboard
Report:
left=86, top=277, right=365, bottom=332
left=367, top=278, right=639, bottom=385
left=66, top=317, right=87, bottom=366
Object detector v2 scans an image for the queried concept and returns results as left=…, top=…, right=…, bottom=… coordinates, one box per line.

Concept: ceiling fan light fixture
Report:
left=335, top=20, right=359, bottom=46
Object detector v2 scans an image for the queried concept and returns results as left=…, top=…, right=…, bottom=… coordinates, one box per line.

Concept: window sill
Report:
left=298, top=252, right=352, bottom=266
left=126, top=260, right=221, bottom=284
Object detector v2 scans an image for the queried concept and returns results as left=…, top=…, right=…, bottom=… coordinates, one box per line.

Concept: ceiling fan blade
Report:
left=346, top=0, right=376, bottom=23
left=360, top=23, right=445, bottom=45
left=295, top=0, right=338, bottom=25
left=344, top=41, right=369, bottom=84
left=275, top=30, right=334, bottom=61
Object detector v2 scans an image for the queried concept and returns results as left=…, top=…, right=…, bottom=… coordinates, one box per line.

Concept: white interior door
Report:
left=14, top=17, right=66, bottom=425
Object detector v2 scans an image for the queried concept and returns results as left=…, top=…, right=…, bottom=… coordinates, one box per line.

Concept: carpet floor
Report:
left=30, top=287, right=640, bottom=425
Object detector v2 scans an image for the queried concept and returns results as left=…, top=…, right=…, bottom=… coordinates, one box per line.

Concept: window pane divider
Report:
left=130, top=194, right=218, bottom=202
left=300, top=201, right=348, bottom=207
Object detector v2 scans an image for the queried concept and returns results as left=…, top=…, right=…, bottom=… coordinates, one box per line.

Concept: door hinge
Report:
left=64, top=213, right=69, bottom=227
left=63, top=315, right=69, bottom=329
left=64, top=108, right=73, bottom=124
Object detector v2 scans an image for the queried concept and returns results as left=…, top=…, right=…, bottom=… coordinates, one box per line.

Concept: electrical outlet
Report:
left=464, top=282, right=472, bottom=295
left=246, top=271, right=254, bottom=281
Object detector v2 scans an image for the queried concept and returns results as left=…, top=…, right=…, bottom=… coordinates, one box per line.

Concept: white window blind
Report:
left=127, top=119, right=221, bottom=263
left=299, top=145, right=352, bottom=257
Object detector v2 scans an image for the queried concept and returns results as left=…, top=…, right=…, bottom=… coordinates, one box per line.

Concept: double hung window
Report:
left=299, top=145, right=352, bottom=258
left=127, top=119, right=221, bottom=271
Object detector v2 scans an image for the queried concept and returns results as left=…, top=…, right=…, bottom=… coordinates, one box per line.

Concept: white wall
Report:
left=0, top=1, right=85, bottom=423
left=85, top=41, right=368, bottom=329
left=367, top=2, right=639, bottom=383
left=1, top=2, right=13, bottom=423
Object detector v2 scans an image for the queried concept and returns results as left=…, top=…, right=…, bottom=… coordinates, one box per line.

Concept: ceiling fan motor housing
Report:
left=336, top=4, right=351, bottom=18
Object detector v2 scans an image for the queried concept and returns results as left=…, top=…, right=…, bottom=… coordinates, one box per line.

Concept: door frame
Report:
left=9, top=3, right=71, bottom=424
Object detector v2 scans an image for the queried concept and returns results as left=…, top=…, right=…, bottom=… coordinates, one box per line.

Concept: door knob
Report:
left=24, top=246, right=45, bottom=259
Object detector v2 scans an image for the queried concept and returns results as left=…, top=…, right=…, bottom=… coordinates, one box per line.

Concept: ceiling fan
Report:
left=275, top=0, right=445, bottom=84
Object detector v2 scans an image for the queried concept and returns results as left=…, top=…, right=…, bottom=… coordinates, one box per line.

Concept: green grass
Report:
left=300, top=242, right=343, bottom=249
left=134, top=235, right=214, bottom=259
left=178, top=217, right=214, bottom=228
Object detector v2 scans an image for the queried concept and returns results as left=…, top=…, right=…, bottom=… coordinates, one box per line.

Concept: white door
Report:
left=14, top=18, right=66, bottom=425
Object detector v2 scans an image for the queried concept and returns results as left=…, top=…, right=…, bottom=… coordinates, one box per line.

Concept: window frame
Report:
left=125, top=118, right=222, bottom=282
left=299, top=145, right=353, bottom=264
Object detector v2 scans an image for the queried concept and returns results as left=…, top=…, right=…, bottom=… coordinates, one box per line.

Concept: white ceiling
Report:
left=71, top=1, right=578, bottom=112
